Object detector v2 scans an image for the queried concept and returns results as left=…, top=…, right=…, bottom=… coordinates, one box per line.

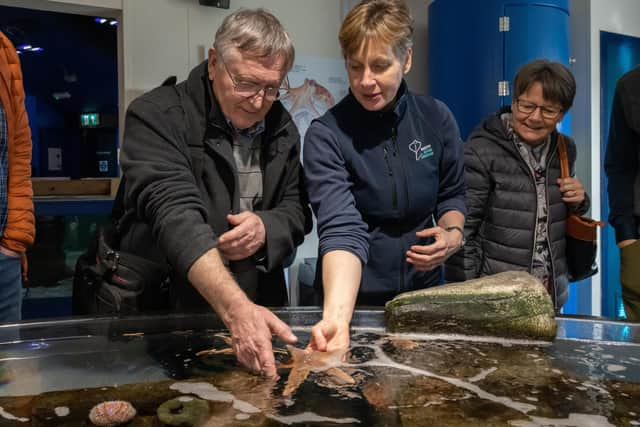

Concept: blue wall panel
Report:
left=503, top=4, right=570, bottom=83
left=600, top=31, right=640, bottom=319
left=429, top=0, right=570, bottom=138
left=428, top=0, right=503, bottom=139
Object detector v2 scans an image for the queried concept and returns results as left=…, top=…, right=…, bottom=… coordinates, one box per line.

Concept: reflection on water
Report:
left=0, top=328, right=638, bottom=426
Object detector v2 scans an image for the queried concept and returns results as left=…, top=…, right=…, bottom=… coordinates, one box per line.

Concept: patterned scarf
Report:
left=501, top=113, right=553, bottom=293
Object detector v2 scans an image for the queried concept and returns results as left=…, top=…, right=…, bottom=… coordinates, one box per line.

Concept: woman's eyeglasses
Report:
left=515, top=99, right=562, bottom=120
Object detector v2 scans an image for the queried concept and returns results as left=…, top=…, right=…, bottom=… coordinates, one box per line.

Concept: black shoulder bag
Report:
left=72, top=178, right=171, bottom=315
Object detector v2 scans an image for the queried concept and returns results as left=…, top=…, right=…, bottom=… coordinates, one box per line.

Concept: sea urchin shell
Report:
left=88, top=400, right=136, bottom=426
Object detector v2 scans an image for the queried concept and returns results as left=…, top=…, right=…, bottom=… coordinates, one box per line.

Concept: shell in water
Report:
left=88, top=400, right=136, bottom=426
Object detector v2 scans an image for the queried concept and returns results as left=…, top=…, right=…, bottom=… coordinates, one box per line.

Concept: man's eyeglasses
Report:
left=515, top=99, right=563, bottom=120
left=220, top=56, right=290, bottom=101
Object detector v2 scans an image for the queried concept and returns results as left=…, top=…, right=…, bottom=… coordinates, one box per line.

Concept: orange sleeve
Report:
left=0, top=32, right=35, bottom=253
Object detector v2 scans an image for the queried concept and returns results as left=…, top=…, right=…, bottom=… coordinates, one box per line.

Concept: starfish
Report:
left=278, top=345, right=355, bottom=397
left=195, top=335, right=355, bottom=397
left=386, top=337, right=420, bottom=351
left=195, top=333, right=288, bottom=358
left=195, top=333, right=235, bottom=357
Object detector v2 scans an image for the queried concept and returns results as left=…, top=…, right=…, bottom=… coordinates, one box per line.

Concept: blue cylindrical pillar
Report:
left=428, top=0, right=570, bottom=138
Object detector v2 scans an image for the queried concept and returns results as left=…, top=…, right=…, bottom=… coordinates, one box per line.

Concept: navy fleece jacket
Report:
left=304, top=82, right=465, bottom=295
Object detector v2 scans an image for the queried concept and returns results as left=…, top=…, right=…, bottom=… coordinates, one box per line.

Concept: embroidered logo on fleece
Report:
left=408, top=139, right=433, bottom=161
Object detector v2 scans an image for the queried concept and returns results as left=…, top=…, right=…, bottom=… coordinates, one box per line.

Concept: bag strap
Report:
left=558, top=135, right=606, bottom=229
left=95, top=225, right=169, bottom=277
left=557, top=134, right=570, bottom=179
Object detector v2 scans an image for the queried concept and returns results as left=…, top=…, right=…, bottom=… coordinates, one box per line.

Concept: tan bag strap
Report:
left=557, top=134, right=570, bottom=179
left=558, top=134, right=605, bottom=229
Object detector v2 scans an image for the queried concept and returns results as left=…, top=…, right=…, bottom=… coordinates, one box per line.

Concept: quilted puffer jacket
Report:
left=445, top=109, right=590, bottom=309
left=0, top=31, right=34, bottom=254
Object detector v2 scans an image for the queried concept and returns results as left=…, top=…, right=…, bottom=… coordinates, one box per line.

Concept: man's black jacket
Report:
left=119, top=61, right=312, bottom=309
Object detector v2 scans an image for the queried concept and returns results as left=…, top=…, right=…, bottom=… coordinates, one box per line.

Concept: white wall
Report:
left=568, top=0, right=594, bottom=315
left=122, top=0, right=346, bottom=105
left=406, top=0, right=430, bottom=94
left=122, top=0, right=430, bottom=105
left=569, top=0, right=590, bottom=195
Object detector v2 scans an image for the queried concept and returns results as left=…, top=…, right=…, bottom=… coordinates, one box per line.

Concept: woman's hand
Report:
left=307, top=250, right=360, bottom=354
left=306, top=318, right=351, bottom=353
left=558, top=177, right=585, bottom=207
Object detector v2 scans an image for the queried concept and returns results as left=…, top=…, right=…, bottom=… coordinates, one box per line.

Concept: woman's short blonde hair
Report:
left=339, top=0, right=413, bottom=60
left=213, top=8, right=295, bottom=72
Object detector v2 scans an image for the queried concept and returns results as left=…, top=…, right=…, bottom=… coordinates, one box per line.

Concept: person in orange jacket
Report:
left=0, top=31, right=35, bottom=322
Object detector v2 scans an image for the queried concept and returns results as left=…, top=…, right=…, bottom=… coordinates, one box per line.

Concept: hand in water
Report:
left=224, top=301, right=297, bottom=377
left=306, top=318, right=350, bottom=354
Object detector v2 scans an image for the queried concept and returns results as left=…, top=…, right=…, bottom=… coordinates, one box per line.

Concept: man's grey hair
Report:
left=213, top=8, right=295, bottom=72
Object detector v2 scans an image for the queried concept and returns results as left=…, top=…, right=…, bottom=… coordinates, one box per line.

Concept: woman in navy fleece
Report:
left=303, top=0, right=466, bottom=352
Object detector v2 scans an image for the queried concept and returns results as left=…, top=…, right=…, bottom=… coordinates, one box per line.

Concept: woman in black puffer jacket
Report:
left=445, top=59, right=590, bottom=310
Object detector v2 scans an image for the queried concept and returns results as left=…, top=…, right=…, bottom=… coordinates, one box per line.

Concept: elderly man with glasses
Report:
left=119, top=8, right=312, bottom=376
left=446, top=59, right=589, bottom=312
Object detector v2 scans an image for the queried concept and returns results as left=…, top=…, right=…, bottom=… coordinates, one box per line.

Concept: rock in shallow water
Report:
left=385, top=271, right=557, bottom=340
left=156, top=397, right=210, bottom=426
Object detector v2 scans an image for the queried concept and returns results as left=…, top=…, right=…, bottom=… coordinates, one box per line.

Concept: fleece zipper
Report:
left=391, top=124, right=408, bottom=291
left=383, top=144, right=398, bottom=210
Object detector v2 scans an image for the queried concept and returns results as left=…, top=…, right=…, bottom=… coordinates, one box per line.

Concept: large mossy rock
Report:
left=385, top=271, right=557, bottom=340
